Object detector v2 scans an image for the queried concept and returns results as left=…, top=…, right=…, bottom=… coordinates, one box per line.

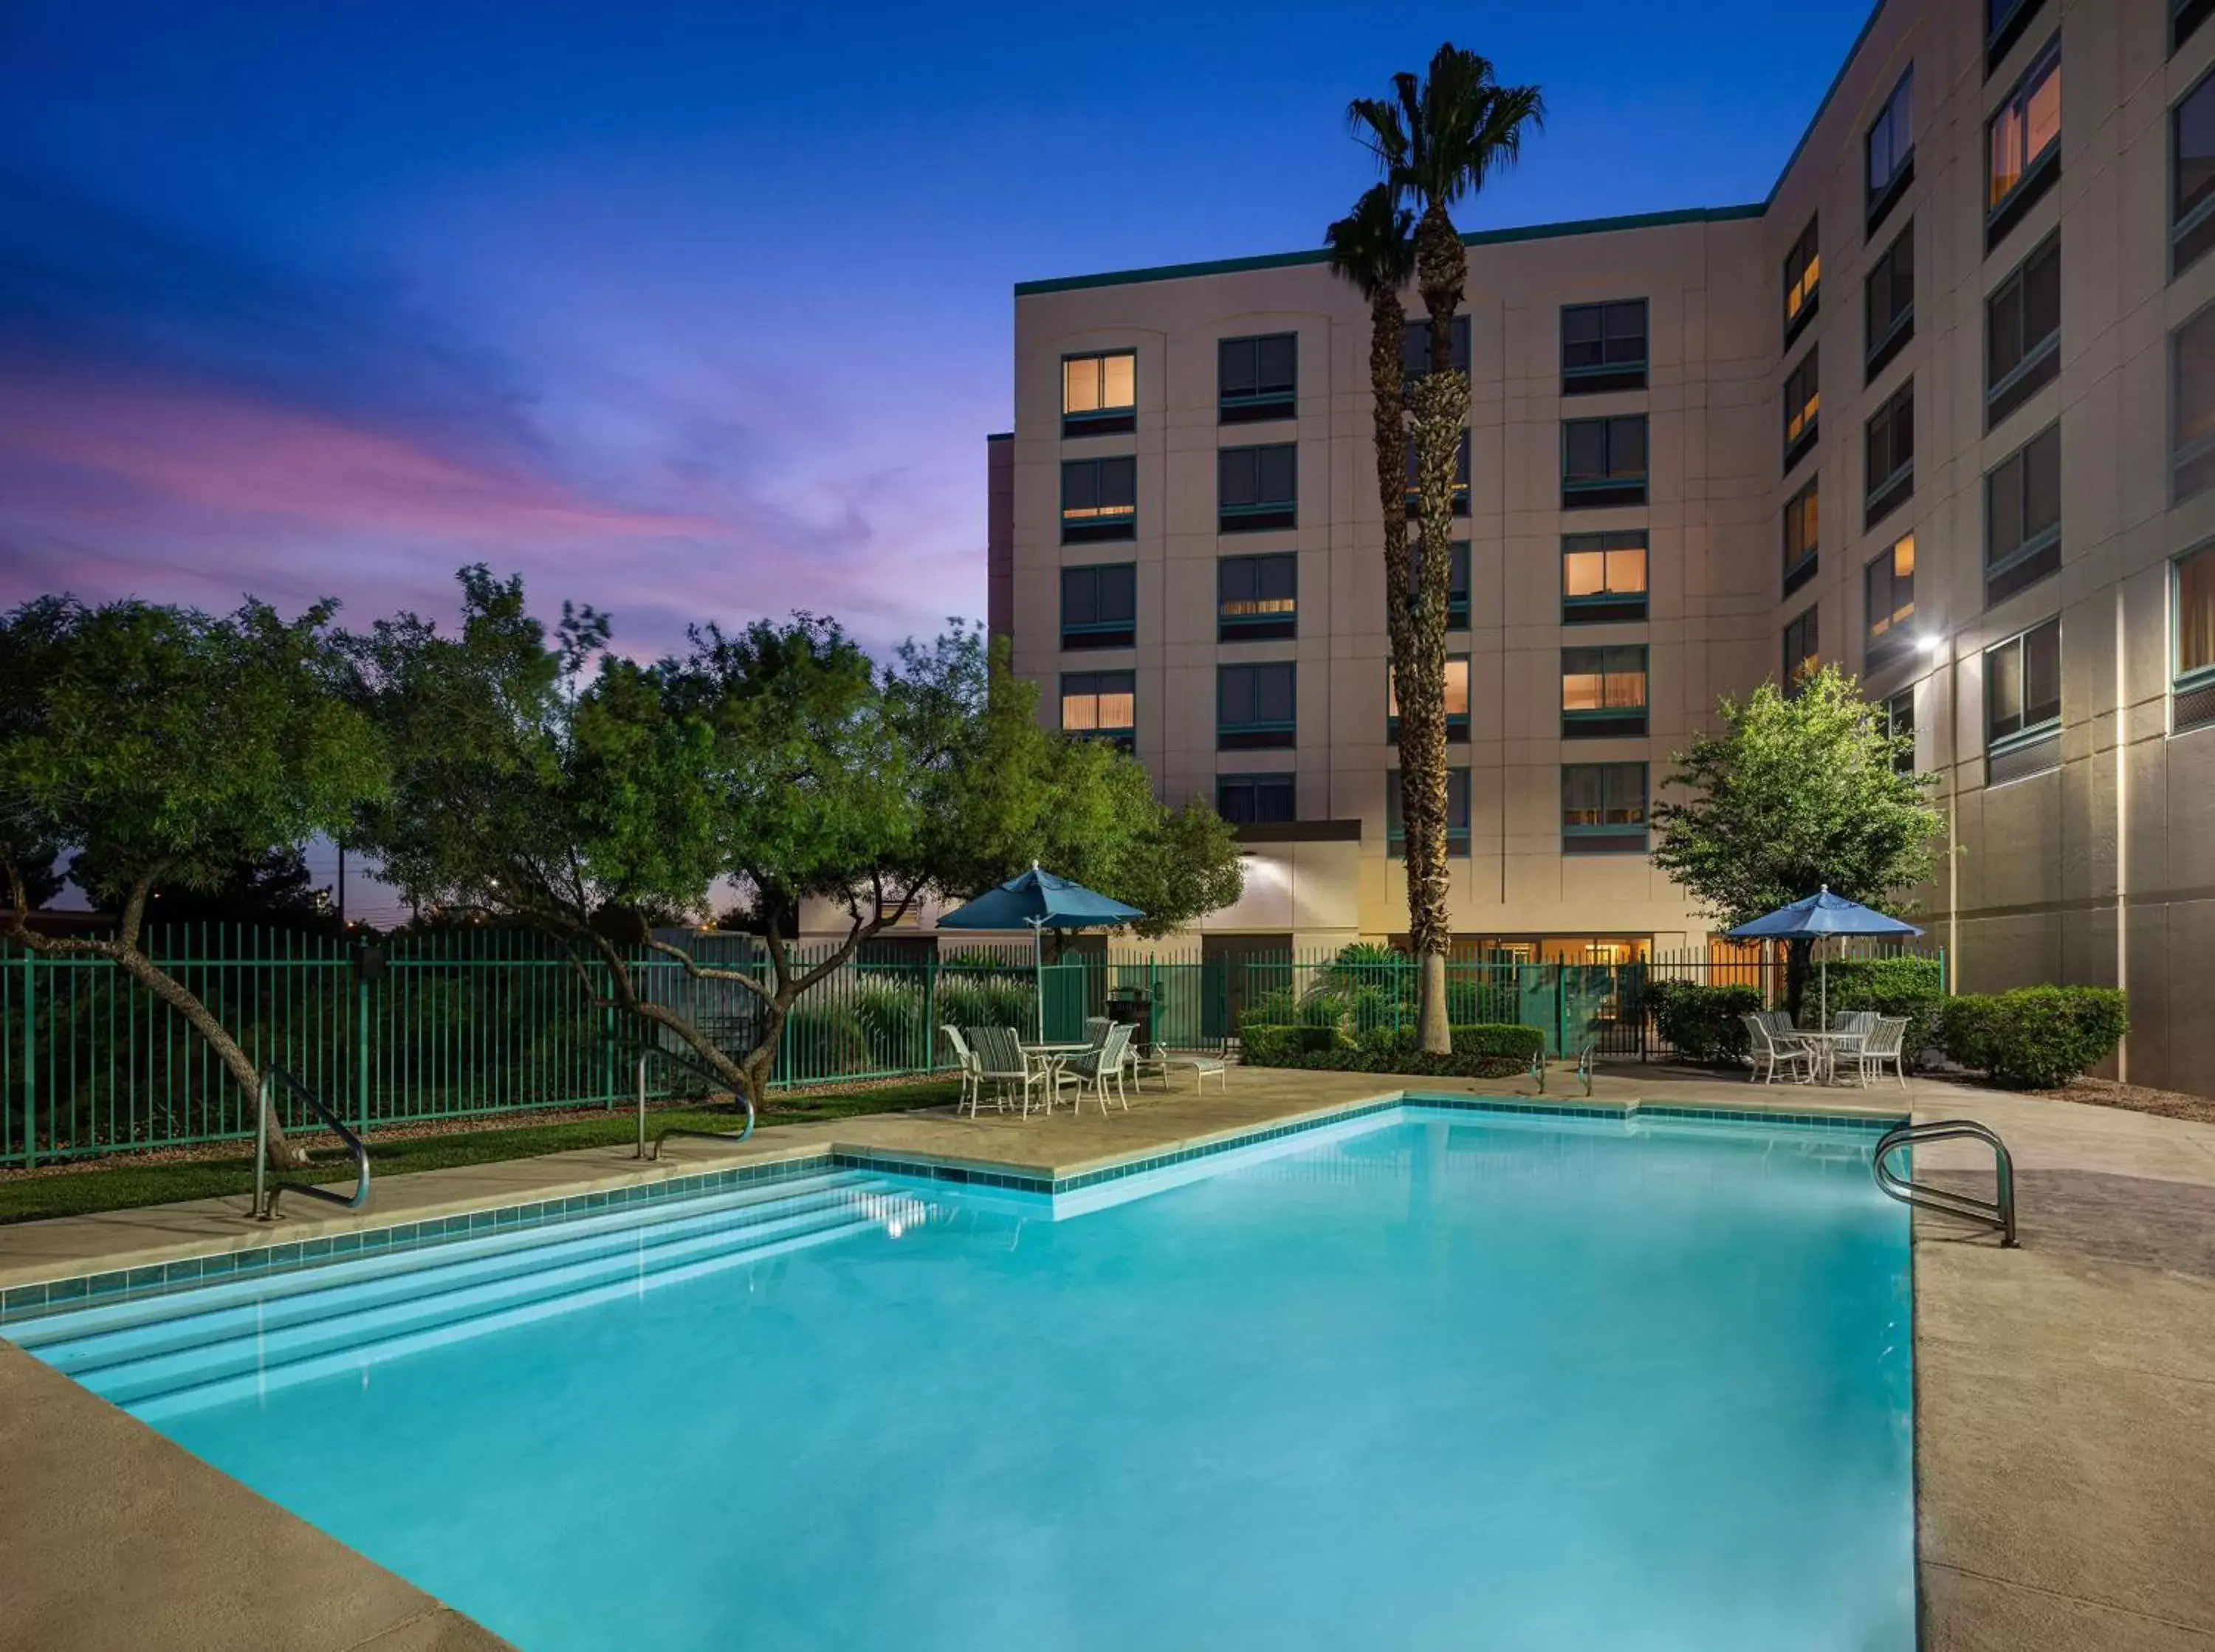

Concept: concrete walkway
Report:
left=1, top=1064, right=2211, bottom=1651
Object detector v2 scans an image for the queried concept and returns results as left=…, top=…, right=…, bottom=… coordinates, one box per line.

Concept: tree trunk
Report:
left=1407, top=200, right=1469, bottom=1056
left=1784, top=939, right=1813, bottom=1025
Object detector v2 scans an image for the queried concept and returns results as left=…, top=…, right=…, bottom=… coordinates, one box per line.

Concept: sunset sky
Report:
left=3, top=0, right=1872, bottom=668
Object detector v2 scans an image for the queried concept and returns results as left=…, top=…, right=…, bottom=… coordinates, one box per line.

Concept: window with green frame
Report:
left=1986, top=423, right=2060, bottom=605
left=1406, top=539, right=1471, bottom=630
left=1402, top=314, right=1471, bottom=381
left=1218, top=771, right=1296, bottom=825
left=1784, top=215, right=1820, bottom=345
left=1783, top=475, right=1819, bottom=596
left=1060, top=670, right=1135, bottom=751
left=1987, top=38, right=2060, bottom=251
left=1561, top=415, right=1647, bottom=509
left=1218, top=333, right=1297, bottom=424
left=1985, top=616, right=2061, bottom=779
left=1218, top=661, right=1295, bottom=750
left=1218, top=553, right=1297, bottom=642
left=1219, top=443, right=1297, bottom=532
left=1061, top=455, right=1136, bottom=543
left=1864, top=534, right=1915, bottom=668
left=1783, top=605, right=1820, bottom=692
left=1062, top=351, right=1136, bottom=437
left=1561, top=531, right=1647, bottom=624
left=1387, top=655, right=1471, bottom=740
left=1867, top=69, right=1914, bottom=234
left=1561, top=300, right=1647, bottom=394
left=1783, top=345, right=1820, bottom=472
left=2174, top=69, right=2215, bottom=277
left=1561, top=645, right=1648, bottom=737
left=1560, top=763, right=1648, bottom=854
left=1865, top=222, right=1914, bottom=382
left=1404, top=429, right=1471, bottom=516
left=1986, top=0, right=2046, bottom=72
left=1865, top=378, right=1914, bottom=529
left=2174, top=542, right=2215, bottom=734
left=1885, top=687, right=1917, bottom=774
left=1387, top=768, right=1471, bottom=857
left=1060, top=562, right=1136, bottom=650
left=2175, top=303, right=2215, bottom=503
left=1987, top=233, right=2059, bottom=430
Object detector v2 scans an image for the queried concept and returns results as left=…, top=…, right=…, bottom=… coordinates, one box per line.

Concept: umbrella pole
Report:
left=1820, top=947, right=1828, bottom=1026
left=1032, top=920, right=1045, bottom=1043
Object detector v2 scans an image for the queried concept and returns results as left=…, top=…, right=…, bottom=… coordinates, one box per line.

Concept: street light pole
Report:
left=1920, top=629, right=1959, bottom=996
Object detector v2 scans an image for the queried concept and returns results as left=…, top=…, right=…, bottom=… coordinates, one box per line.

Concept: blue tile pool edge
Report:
left=1, top=1092, right=1906, bottom=1329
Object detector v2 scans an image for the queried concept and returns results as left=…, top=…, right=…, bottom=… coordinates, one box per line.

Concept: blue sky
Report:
left=1, top=0, right=1875, bottom=667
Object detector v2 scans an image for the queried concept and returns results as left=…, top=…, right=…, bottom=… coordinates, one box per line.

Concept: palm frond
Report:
left=1356, top=42, right=1545, bottom=213
left=1322, top=183, right=1416, bottom=297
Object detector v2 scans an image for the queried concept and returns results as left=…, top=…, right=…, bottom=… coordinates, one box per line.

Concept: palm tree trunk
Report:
left=1407, top=201, right=1469, bottom=1055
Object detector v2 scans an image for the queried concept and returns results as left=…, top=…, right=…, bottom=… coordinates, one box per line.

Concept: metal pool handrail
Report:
left=1872, top=1119, right=2017, bottom=1247
left=622, top=1042, right=756, bottom=1160
left=254, top=1067, right=371, bottom=1222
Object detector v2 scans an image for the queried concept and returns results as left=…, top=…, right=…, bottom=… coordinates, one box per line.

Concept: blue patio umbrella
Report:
left=1728, top=885, right=1923, bottom=1022
left=935, top=864, right=1144, bottom=1039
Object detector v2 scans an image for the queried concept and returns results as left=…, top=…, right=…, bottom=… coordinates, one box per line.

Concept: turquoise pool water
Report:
left=13, top=1106, right=1914, bottom=1650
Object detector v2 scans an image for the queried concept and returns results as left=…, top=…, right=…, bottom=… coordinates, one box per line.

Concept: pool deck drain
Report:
left=2, top=1065, right=2212, bottom=1651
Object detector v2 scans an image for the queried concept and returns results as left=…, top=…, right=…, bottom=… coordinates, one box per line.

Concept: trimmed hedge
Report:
left=1937, top=985, right=2129, bottom=1090
left=1240, top=1021, right=1544, bottom=1078
left=1645, top=980, right=1762, bottom=1064
left=1822, top=955, right=1944, bottom=1065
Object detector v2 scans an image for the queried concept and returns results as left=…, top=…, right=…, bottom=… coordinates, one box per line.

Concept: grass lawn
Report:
left=0, top=1079, right=964, bottom=1227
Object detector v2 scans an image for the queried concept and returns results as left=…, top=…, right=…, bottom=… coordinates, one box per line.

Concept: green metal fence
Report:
left=0, top=927, right=1940, bottom=1168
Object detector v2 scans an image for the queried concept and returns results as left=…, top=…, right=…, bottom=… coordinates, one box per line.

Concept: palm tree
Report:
left=1348, top=44, right=1544, bottom=1053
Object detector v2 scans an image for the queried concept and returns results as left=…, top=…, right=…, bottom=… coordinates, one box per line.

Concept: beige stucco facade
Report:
left=995, top=0, right=2215, bottom=1090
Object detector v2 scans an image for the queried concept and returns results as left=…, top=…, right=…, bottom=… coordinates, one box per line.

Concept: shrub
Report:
left=1823, top=954, right=1944, bottom=1064
left=851, top=978, right=929, bottom=1069
left=1938, top=985, right=2129, bottom=1090
left=780, top=999, right=868, bottom=1075
left=1240, top=1020, right=1544, bottom=1078
left=1646, top=980, right=1762, bottom=1064
left=935, top=971, right=1036, bottom=1036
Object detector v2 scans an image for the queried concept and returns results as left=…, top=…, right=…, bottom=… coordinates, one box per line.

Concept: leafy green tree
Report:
left=0, top=596, right=386, bottom=1167
left=1650, top=664, right=1945, bottom=1016
left=1349, top=43, right=1543, bottom=1052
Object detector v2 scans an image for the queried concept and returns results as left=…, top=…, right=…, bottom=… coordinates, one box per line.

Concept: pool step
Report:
left=13, top=1171, right=910, bottom=1419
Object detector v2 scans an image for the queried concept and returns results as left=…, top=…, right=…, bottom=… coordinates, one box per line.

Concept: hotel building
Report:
left=991, top=0, right=2215, bottom=1090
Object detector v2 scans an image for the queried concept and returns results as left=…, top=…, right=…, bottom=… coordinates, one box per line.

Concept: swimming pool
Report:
left=8, top=1102, right=1914, bottom=1650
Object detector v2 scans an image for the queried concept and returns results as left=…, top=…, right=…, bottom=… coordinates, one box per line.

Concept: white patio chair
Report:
left=941, top=1025, right=991, bottom=1117
left=1742, top=1013, right=1813, bottom=1085
left=1063, top=1022, right=1136, bottom=1115
left=1854, top=1016, right=1910, bottom=1090
left=968, top=1025, right=1066, bottom=1118
left=1133, top=1043, right=1228, bottom=1093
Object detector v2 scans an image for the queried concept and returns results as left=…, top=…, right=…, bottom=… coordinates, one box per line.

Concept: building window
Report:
left=1988, top=38, right=2061, bottom=249
left=1987, top=234, right=2060, bottom=430
left=1783, top=477, right=1820, bottom=597
left=1561, top=763, right=1649, bottom=855
left=1867, top=69, right=1914, bottom=233
left=1865, top=224, right=1914, bottom=381
left=1387, top=656, right=1471, bottom=740
left=1987, top=0, right=2047, bottom=71
left=1864, top=379, right=1914, bottom=529
left=1061, top=455, right=1136, bottom=543
left=1218, top=333, right=1297, bottom=425
left=1407, top=540, right=1471, bottom=630
left=1387, top=768, right=1471, bottom=857
left=2181, top=0, right=2214, bottom=57
left=1402, top=314, right=1472, bottom=380
left=1218, top=661, right=1296, bottom=750
left=1562, top=531, right=1648, bottom=624
left=1985, top=617, right=2061, bottom=780
left=2175, top=305, right=2215, bottom=502
left=1060, top=563, right=1136, bottom=651
left=1865, top=534, right=1916, bottom=667
left=1218, top=554, right=1297, bottom=642
left=2175, top=543, right=2215, bottom=733
left=1987, top=424, right=2061, bottom=605
left=1561, top=300, right=1648, bottom=394
left=1783, top=606, right=1820, bottom=692
left=2175, top=71, right=2215, bottom=277
left=1885, top=687, right=1917, bottom=774
left=1404, top=429, right=1471, bottom=516
left=1784, top=216, right=1821, bottom=345
left=1218, top=444, right=1297, bottom=533
left=1561, top=645, right=1649, bottom=738
left=1562, top=415, right=1648, bottom=508
left=1062, top=351, right=1136, bottom=438
left=1061, top=670, right=1135, bottom=751
left=1783, top=346, right=1820, bottom=472
left=1218, top=772, right=1296, bottom=825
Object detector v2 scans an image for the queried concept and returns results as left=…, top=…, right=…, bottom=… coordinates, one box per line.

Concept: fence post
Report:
left=356, top=965, right=370, bottom=1137
left=19, top=946, right=33, bottom=1171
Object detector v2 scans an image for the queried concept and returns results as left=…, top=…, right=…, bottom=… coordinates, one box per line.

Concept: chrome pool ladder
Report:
left=1872, top=1119, right=2017, bottom=1247
left=253, top=1067, right=371, bottom=1222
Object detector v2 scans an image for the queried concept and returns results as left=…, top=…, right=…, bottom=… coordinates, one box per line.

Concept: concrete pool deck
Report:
left=1, top=1064, right=2211, bottom=1651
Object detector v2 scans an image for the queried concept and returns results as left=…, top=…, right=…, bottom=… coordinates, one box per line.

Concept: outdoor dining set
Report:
left=1741, top=1010, right=1912, bottom=1088
left=940, top=1021, right=1227, bottom=1119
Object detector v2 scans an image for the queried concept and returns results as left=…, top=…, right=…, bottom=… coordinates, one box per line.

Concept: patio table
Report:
left=1793, top=1030, right=1867, bottom=1086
